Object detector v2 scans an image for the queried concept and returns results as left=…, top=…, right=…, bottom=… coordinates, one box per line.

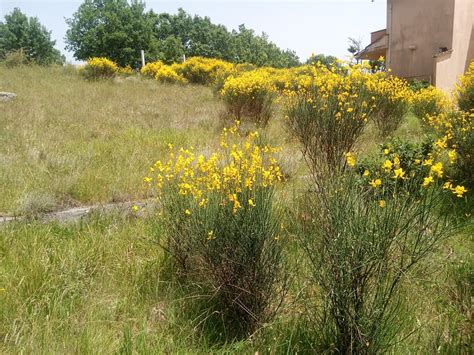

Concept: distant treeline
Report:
left=65, top=1, right=300, bottom=68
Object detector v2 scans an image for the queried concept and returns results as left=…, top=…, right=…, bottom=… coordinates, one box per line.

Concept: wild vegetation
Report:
left=65, top=1, right=299, bottom=67
left=0, top=8, right=64, bottom=65
left=1, top=56, right=472, bottom=353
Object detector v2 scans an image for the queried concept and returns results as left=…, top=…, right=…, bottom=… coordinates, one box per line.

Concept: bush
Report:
left=80, top=57, right=118, bottom=79
left=139, top=61, right=164, bottom=78
left=412, top=86, right=452, bottom=122
left=297, top=176, right=455, bottom=353
left=220, top=69, right=277, bottom=126
left=154, top=65, right=187, bottom=84
left=147, top=123, right=286, bottom=337
left=3, top=49, right=27, bottom=67
left=285, top=64, right=375, bottom=182
left=425, top=110, right=474, bottom=185
left=175, top=57, right=234, bottom=85
left=456, top=61, right=474, bottom=112
left=367, top=74, right=412, bottom=137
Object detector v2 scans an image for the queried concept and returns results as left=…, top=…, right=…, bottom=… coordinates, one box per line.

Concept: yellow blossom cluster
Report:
left=220, top=69, right=277, bottom=98
left=146, top=122, right=283, bottom=214
left=456, top=61, right=474, bottom=111
left=175, top=57, right=234, bottom=85
left=81, top=57, right=119, bottom=79
left=412, top=86, right=452, bottom=120
left=350, top=147, right=468, bottom=199
left=140, top=61, right=164, bottom=78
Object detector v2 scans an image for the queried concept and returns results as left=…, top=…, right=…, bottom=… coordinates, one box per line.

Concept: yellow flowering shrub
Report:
left=366, top=73, right=412, bottom=136
left=412, top=86, right=452, bottom=122
left=146, top=122, right=285, bottom=336
left=118, top=65, right=134, bottom=76
left=456, top=60, right=474, bottom=112
left=154, top=65, right=187, bottom=84
left=352, top=138, right=468, bottom=199
left=220, top=69, right=277, bottom=125
left=81, top=57, right=119, bottom=79
left=174, top=56, right=234, bottom=85
left=425, top=110, right=474, bottom=183
left=285, top=64, right=376, bottom=180
left=140, top=61, right=164, bottom=78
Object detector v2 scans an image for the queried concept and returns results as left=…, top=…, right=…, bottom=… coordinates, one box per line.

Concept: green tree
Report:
left=0, top=8, right=63, bottom=65
left=65, top=0, right=159, bottom=67
left=150, top=9, right=299, bottom=68
left=158, top=35, right=184, bottom=64
left=306, top=53, right=339, bottom=68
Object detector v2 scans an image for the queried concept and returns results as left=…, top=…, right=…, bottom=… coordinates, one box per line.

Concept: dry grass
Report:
left=0, top=65, right=224, bottom=214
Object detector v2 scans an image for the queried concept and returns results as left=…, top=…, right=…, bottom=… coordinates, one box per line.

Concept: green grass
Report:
left=0, top=65, right=472, bottom=353
left=0, top=65, right=223, bottom=215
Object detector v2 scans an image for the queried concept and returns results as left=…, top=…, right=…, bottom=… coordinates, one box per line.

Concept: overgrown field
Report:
left=0, top=66, right=223, bottom=215
left=0, top=63, right=472, bottom=353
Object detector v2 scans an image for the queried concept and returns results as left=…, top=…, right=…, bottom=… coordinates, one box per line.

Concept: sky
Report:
left=0, top=0, right=387, bottom=63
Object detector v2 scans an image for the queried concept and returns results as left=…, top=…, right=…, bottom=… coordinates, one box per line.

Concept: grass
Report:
left=0, top=65, right=472, bottom=353
left=0, top=65, right=223, bottom=215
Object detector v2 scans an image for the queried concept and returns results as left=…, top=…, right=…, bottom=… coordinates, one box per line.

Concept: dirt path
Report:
left=0, top=200, right=155, bottom=225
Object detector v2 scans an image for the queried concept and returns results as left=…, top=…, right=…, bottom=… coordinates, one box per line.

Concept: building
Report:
left=357, top=0, right=474, bottom=91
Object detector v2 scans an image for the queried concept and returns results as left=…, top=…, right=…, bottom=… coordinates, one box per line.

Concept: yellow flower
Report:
left=430, top=162, right=443, bottom=178
left=452, top=185, right=467, bottom=198
left=422, top=176, right=434, bottom=187
left=393, top=156, right=400, bottom=167
left=422, top=159, right=433, bottom=166
left=131, top=205, right=139, bottom=212
left=345, top=152, right=356, bottom=167
left=443, top=181, right=453, bottom=190
left=248, top=199, right=256, bottom=207
left=363, top=169, right=370, bottom=177
left=184, top=209, right=191, bottom=215
left=369, top=178, right=382, bottom=188
left=382, top=159, right=393, bottom=172
left=393, top=168, right=405, bottom=180
left=383, top=148, right=390, bottom=155
left=207, top=230, right=214, bottom=240
left=448, top=150, right=456, bottom=164
left=144, top=177, right=152, bottom=183
left=379, top=200, right=385, bottom=208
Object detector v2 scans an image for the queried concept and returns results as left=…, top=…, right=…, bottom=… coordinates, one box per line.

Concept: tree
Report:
left=65, top=0, right=159, bottom=67
left=306, top=53, right=339, bottom=68
left=158, top=35, right=184, bottom=64
left=149, top=9, right=299, bottom=68
left=347, top=37, right=363, bottom=63
left=0, top=8, right=63, bottom=65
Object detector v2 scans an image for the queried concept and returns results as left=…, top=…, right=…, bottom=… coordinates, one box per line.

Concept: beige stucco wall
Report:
left=434, top=0, right=474, bottom=92
left=387, top=0, right=455, bottom=81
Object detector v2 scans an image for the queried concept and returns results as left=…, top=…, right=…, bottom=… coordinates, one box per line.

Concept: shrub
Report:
left=412, top=86, right=452, bottom=122
left=175, top=57, right=234, bottom=85
left=367, top=73, right=412, bottom=137
left=80, top=57, right=118, bottom=79
left=146, top=123, right=286, bottom=337
left=297, top=175, right=456, bottom=353
left=426, top=110, right=474, bottom=184
left=139, top=61, right=164, bottom=78
left=118, top=65, right=134, bottom=76
left=456, top=61, right=474, bottom=112
left=220, top=69, right=277, bottom=126
left=352, top=137, right=468, bottom=199
left=154, top=65, right=187, bottom=84
left=285, top=64, right=376, bottom=182
left=3, top=49, right=27, bottom=67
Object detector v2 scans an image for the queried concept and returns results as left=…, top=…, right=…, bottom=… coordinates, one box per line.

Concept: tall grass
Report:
left=0, top=65, right=223, bottom=214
